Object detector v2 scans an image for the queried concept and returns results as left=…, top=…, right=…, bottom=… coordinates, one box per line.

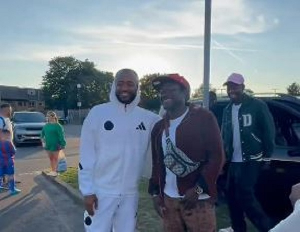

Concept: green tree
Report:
left=139, top=73, right=162, bottom=112
left=77, top=59, right=114, bottom=108
left=287, top=82, right=300, bottom=96
left=192, top=84, right=216, bottom=99
left=41, top=56, right=113, bottom=115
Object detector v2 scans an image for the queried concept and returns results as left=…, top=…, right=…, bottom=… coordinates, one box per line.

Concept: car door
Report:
left=255, top=100, right=300, bottom=222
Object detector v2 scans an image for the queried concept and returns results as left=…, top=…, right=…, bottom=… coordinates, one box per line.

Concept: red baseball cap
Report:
left=152, top=73, right=190, bottom=95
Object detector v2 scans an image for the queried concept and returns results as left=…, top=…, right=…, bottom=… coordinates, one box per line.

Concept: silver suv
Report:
left=12, top=111, right=46, bottom=146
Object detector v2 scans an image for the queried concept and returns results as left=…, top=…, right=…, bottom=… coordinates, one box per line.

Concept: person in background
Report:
left=209, top=90, right=223, bottom=128
left=149, top=73, right=225, bottom=232
left=219, top=73, right=275, bottom=232
left=209, top=91, right=217, bottom=110
left=78, top=69, right=160, bottom=232
left=0, top=103, right=21, bottom=195
left=41, top=111, right=66, bottom=177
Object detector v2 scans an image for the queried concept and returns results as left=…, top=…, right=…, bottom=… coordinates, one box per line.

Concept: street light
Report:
left=77, top=84, right=82, bottom=124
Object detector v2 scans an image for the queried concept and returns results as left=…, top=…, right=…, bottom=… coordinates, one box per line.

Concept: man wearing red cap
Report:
left=148, top=74, right=225, bottom=232
left=220, top=73, right=275, bottom=232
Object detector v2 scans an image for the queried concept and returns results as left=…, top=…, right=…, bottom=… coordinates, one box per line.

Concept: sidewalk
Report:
left=0, top=173, right=84, bottom=232
left=42, top=169, right=83, bottom=205
left=0, top=124, right=84, bottom=232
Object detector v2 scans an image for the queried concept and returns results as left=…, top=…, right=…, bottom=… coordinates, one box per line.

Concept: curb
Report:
left=42, top=171, right=83, bottom=205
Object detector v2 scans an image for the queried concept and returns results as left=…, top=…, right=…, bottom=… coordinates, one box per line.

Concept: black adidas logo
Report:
left=136, top=122, right=146, bottom=130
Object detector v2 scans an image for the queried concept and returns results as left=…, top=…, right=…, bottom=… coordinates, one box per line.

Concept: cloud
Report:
left=69, top=0, right=278, bottom=41
left=0, top=0, right=279, bottom=64
left=0, top=43, right=91, bottom=62
left=212, top=0, right=278, bottom=34
left=213, top=40, right=246, bottom=64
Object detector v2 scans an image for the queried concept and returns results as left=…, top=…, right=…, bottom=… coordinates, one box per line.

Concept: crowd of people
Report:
left=1, top=68, right=299, bottom=232
left=78, top=69, right=300, bottom=232
left=0, top=106, right=66, bottom=194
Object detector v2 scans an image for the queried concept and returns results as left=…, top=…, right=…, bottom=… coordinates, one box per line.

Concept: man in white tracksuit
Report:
left=79, top=68, right=160, bottom=232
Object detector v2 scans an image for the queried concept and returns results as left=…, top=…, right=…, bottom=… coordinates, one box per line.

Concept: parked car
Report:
left=12, top=111, right=46, bottom=146
left=58, top=117, right=68, bottom=125
left=192, top=94, right=300, bottom=223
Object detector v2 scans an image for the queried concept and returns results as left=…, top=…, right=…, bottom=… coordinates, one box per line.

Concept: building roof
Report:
left=0, top=85, right=44, bottom=101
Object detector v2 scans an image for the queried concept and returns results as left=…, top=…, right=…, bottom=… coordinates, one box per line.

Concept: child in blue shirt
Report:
left=0, top=105, right=21, bottom=195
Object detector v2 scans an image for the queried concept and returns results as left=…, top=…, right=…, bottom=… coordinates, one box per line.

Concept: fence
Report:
left=54, top=109, right=90, bottom=124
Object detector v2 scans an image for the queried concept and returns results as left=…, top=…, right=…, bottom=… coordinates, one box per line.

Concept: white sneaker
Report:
left=9, top=188, right=21, bottom=195
left=219, top=227, right=234, bottom=232
left=48, top=171, right=58, bottom=177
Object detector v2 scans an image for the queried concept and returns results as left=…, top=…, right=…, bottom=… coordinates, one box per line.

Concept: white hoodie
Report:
left=79, top=79, right=160, bottom=196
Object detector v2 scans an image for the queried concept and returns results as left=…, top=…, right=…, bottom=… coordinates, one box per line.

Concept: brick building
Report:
left=0, top=85, right=45, bottom=112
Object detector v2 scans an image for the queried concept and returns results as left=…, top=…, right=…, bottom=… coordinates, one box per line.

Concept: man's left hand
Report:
left=182, top=187, right=199, bottom=210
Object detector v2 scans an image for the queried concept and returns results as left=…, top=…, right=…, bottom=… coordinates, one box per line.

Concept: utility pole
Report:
left=272, top=88, right=278, bottom=96
left=203, top=0, right=212, bottom=109
left=77, top=84, right=82, bottom=124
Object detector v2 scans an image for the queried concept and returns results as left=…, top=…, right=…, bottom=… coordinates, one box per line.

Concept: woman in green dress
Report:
left=41, top=111, right=66, bottom=176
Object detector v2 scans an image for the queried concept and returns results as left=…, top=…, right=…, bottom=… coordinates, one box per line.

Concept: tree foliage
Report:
left=139, top=73, right=162, bottom=112
left=287, top=82, right=300, bottom=96
left=41, top=56, right=114, bottom=114
left=191, top=84, right=216, bottom=99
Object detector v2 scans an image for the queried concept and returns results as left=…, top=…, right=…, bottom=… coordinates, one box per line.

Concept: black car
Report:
left=193, top=94, right=300, bottom=222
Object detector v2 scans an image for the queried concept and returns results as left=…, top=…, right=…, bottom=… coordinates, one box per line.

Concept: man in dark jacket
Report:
left=220, top=73, right=275, bottom=232
left=148, top=74, right=225, bottom=232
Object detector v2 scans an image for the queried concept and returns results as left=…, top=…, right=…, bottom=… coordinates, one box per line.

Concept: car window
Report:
left=274, top=99, right=300, bottom=113
left=13, top=112, right=46, bottom=123
left=292, top=123, right=300, bottom=142
left=267, top=102, right=300, bottom=147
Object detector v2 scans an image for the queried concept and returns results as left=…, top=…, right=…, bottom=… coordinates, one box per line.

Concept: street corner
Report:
left=42, top=168, right=83, bottom=205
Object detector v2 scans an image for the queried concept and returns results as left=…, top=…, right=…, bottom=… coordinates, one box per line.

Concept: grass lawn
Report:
left=59, top=167, right=256, bottom=232
left=58, top=167, right=79, bottom=189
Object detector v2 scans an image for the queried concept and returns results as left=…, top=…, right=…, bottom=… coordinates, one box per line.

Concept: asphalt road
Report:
left=0, top=124, right=84, bottom=232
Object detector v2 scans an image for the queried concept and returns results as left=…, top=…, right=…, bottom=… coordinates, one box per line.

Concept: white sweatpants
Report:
left=84, top=194, right=139, bottom=232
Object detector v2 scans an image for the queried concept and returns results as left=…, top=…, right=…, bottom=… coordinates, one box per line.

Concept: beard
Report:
left=116, top=92, right=136, bottom=104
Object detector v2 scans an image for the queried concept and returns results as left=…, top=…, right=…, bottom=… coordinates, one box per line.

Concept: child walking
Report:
left=0, top=103, right=21, bottom=195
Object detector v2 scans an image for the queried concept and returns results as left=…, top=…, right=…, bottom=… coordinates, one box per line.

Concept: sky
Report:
left=0, top=0, right=299, bottom=94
